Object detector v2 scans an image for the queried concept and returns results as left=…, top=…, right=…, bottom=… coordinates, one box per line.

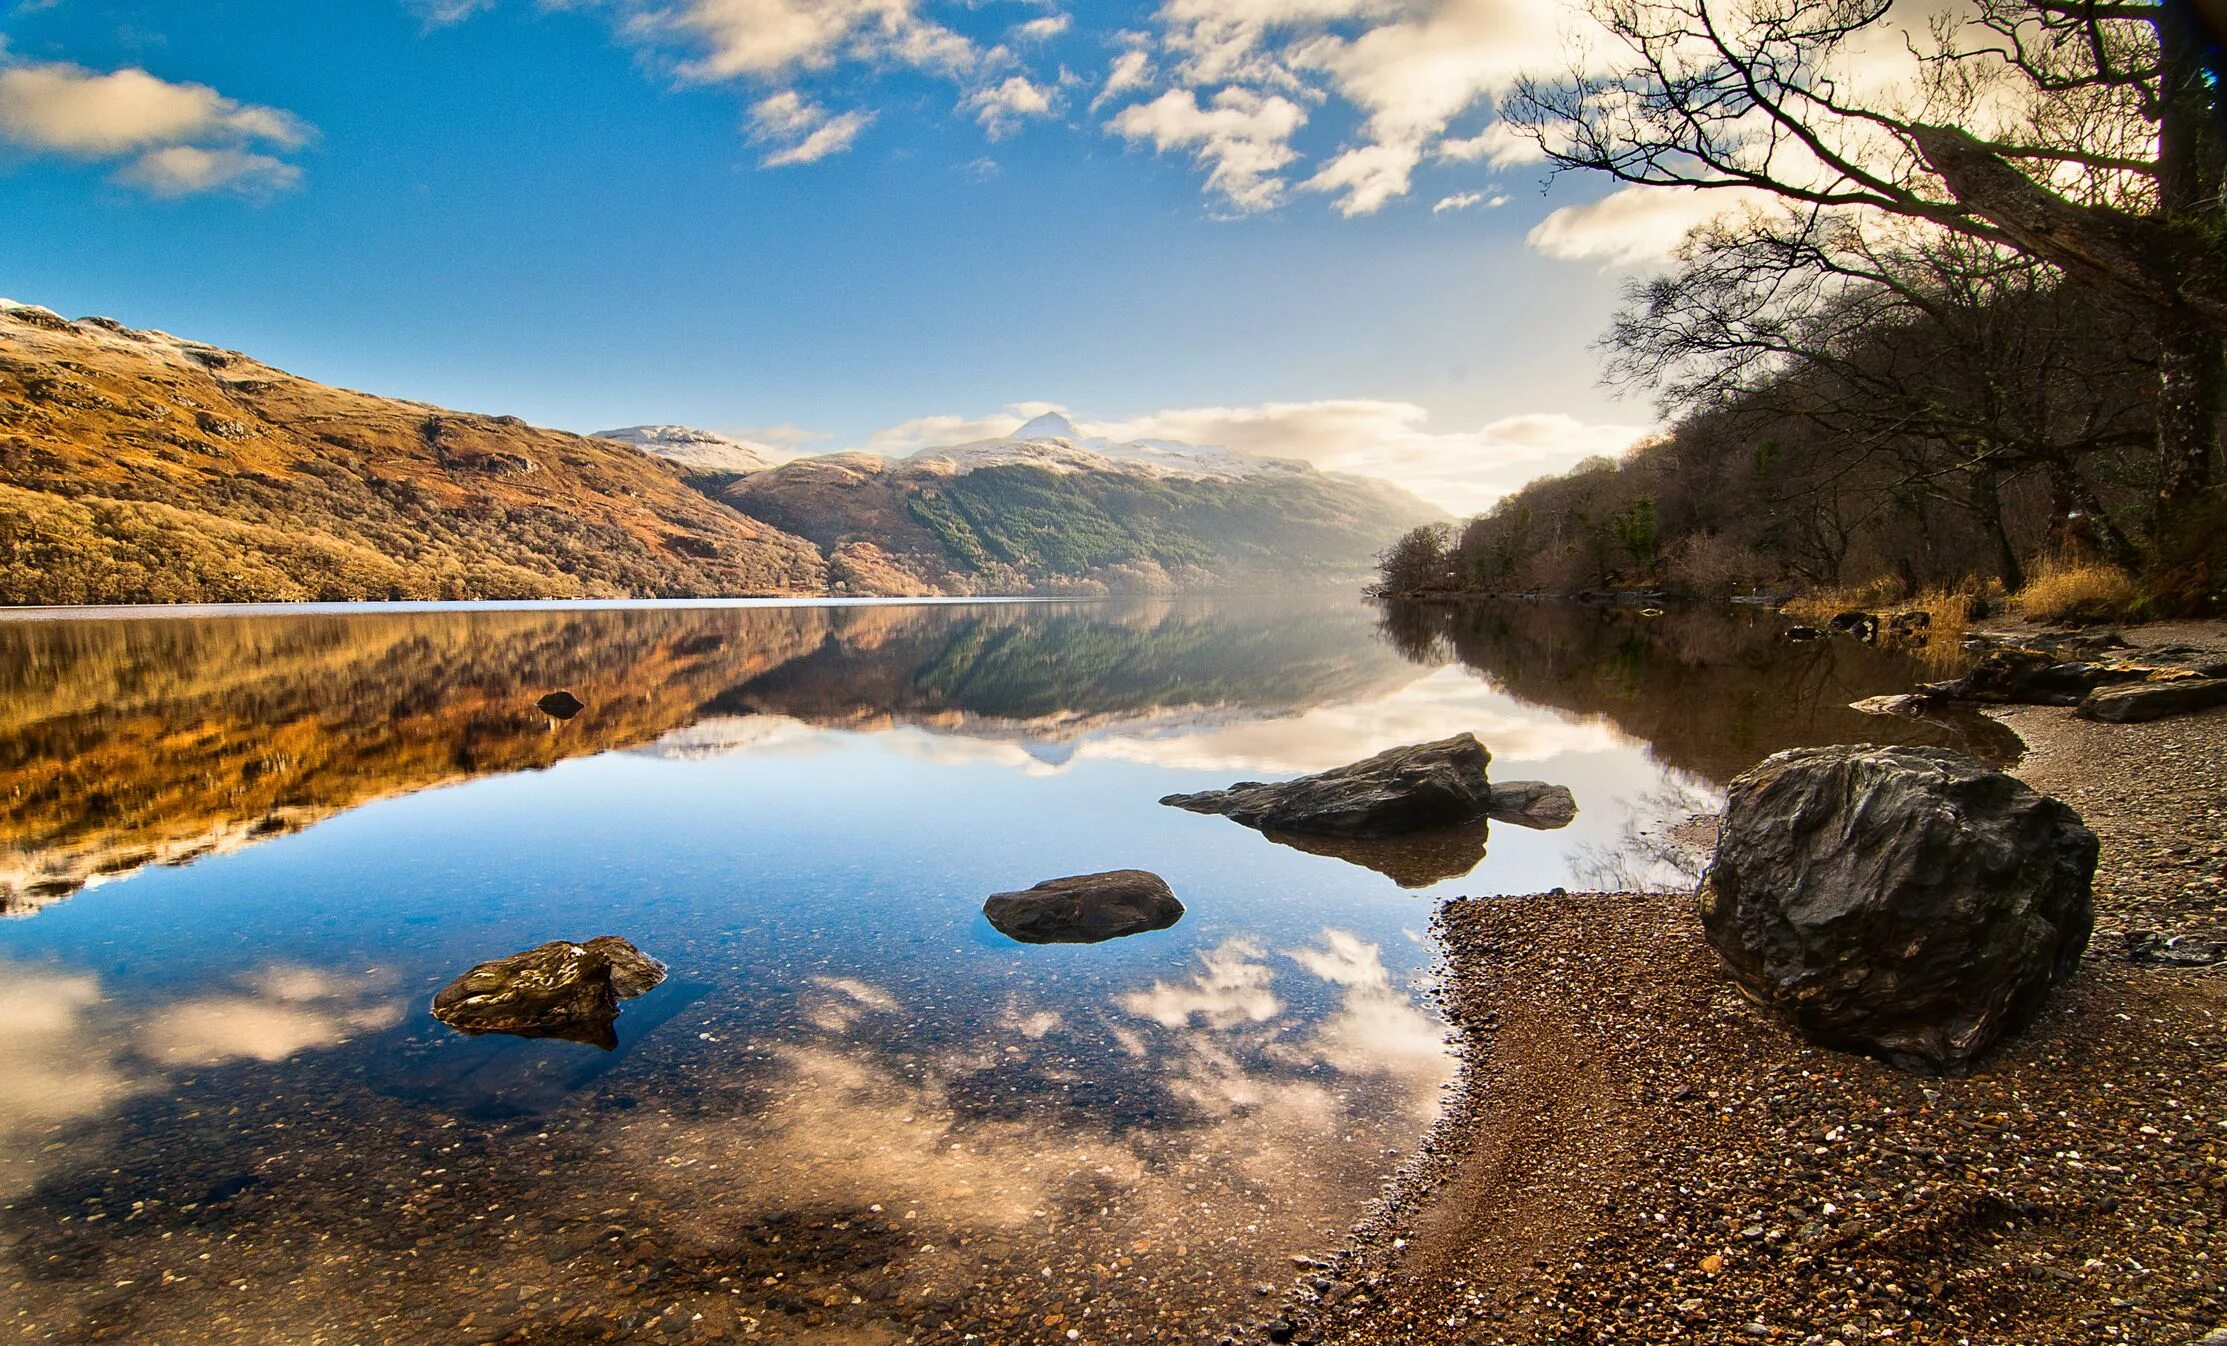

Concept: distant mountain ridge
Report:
left=0, top=300, right=1443, bottom=602
left=594, top=424, right=778, bottom=479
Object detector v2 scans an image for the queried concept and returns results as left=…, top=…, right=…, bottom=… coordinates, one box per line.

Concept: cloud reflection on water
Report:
left=0, top=960, right=400, bottom=1198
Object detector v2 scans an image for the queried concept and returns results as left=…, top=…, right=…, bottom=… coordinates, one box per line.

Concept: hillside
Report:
left=0, top=301, right=826, bottom=603
left=0, top=300, right=1441, bottom=602
left=722, top=430, right=1443, bottom=595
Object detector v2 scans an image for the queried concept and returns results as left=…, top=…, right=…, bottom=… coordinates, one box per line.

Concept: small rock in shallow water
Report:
left=983, top=870, right=1184, bottom=945
left=1486, top=780, right=1577, bottom=830
left=432, top=936, right=667, bottom=1047
left=537, top=690, right=585, bottom=719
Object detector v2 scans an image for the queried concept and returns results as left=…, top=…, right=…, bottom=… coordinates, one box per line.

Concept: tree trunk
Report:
left=2154, top=311, right=2223, bottom=520
left=2043, top=459, right=2141, bottom=572
left=1969, top=465, right=2024, bottom=590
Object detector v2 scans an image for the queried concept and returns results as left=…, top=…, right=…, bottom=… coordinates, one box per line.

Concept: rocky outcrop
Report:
left=1923, top=649, right=2159, bottom=705
left=2074, top=677, right=2227, bottom=723
left=982, top=871, right=1184, bottom=945
left=1908, top=633, right=2227, bottom=722
left=1160, top=733, right=1495, bottom=837
left=431, top=936, right=668, bottom=1048
left=1698, top=745, right=2096, bottom=1074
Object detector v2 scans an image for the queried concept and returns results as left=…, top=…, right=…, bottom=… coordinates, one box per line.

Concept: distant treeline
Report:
left=1373, top=0, right=2227, bottom=618
left=1379, top=226, right=2220, bottom=610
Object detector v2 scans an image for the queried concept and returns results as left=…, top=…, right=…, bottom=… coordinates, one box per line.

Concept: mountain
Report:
left=0, top=301, right=825, bottom=603
left=720, top=431, right=1444, bottom=595
left=0, top=300, right=1443, bottom=602
left=594, top=424, right=777, bottom=481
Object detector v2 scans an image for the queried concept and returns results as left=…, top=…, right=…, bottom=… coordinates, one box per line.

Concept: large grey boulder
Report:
left=1698, top=745, right=2096, bottom=1074
left=432, top=936, right=667, bottom=1048
left=1160, top=733, right=1495, bottom=837
left=983, top=870, right=1184, bottom=945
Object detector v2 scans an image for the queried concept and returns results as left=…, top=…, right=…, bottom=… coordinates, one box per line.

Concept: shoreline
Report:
left=1279, top=625, right=2227, bottom=1346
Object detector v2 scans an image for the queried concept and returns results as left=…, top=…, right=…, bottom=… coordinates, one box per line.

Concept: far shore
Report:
left=1274, top=618, right=2227, bottom=1346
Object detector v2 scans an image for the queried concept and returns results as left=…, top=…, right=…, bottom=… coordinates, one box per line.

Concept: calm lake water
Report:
left=0, top=597, right=2004, bottom=1344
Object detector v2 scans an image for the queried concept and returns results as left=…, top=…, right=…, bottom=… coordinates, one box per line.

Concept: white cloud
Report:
left=0, top=58, right=311, bottom=197
left=1084, top=399, right=1652, bottom=514
left=1092, top=47, right=1156, bottom=111
left=1014, top=14, right=1071, bottom=41
left=860, top=404, right=1040, bottom=455
left=1432, top=190, right=1498, bottom=213
left=408, top=0, right=500, bottom=25
left=1114, top=0, right=1586, bottom=214
left=0, top=61, right=307, bottom=155
left=841, top=397, right=1650, bottom=515
left=1301, top=139, right=1419, bottom=217
left=1527, top=185, right=1774, bottom=266
left=748, top=89, right=874, bottom=165
left=640, top=0, right=986, bottom=82
left=1107, top=86, right=1306, bottom=213
left=115, top=145, right=303, bottom=197
left=1436, top=118, right=1542, bottom=168
left=966, top=75, right=1057, bottom=138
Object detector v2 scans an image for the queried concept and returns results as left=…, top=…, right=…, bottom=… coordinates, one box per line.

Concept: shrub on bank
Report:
left=2015, top=561, right=2141, bottom=624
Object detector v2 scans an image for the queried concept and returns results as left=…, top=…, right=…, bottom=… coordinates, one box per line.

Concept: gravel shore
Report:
left=1276, top=629, right=2227, bottom=1346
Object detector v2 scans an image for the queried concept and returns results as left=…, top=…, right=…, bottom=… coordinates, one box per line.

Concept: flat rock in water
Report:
left=983, top=870, right=1184, bottom=945
left=1699, top=745, right=2095, bottom=1074
left=1486, top=780, right=1577, bottom=830
left=431, top=936, right=667, bottom=1048
left=1160, top=733, right=1494, bottom=837
left=2075, top=676, right=2227, bottom=723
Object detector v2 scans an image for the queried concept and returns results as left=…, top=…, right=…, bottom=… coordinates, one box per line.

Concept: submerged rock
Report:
left=1698, top=745, right=2095, bottom=1074
left=431, top=936, right=667, bottom=1048
left=2074, top=676, right=2227, bottom=723
left=537, top=690, right=585, bottom=720
left=983, top=870, right=1184, bottom=945
left=1487, top=781, right=1578, bottom=830
left=1160, top=733, right=1495, bottom=837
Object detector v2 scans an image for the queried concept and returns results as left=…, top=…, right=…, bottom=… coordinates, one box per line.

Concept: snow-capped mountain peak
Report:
left=595, top=424, right=775, bottom=476
left=1010, top=411, right=1083, bottom=441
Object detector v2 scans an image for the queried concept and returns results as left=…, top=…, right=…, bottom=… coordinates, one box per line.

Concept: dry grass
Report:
left=1784, top=584, right=1972, bottom=638
left=1782, top=578, right=1909, bottom=625
left=1780, top=582, right=1976, bottom=671
left=2014, top=560, right=2141, bottom=624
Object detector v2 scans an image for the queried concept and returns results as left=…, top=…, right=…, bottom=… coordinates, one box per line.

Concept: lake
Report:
left=0, top=597, right=2005, bottom=1343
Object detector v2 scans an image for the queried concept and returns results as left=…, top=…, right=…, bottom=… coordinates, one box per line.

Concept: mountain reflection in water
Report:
left=0, top=597, right=2010, bottom=1343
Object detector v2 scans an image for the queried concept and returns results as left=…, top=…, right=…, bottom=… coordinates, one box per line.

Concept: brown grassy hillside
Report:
left=0, top=302, right=827, bottom=603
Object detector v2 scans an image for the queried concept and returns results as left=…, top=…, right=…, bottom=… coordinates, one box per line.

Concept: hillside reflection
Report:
left=0, top=602, right=1415, bottom=913
left=1375, top=601, right=2020, bottom=786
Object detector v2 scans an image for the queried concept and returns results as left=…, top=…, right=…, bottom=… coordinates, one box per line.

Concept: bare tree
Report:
left=1603, top=213, right=2156, bottom=580
left=1506, top=0, right=2224, bottom=523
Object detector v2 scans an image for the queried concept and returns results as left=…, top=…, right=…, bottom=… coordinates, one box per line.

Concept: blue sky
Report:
left=0, top=0, right=1705, bottom=511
